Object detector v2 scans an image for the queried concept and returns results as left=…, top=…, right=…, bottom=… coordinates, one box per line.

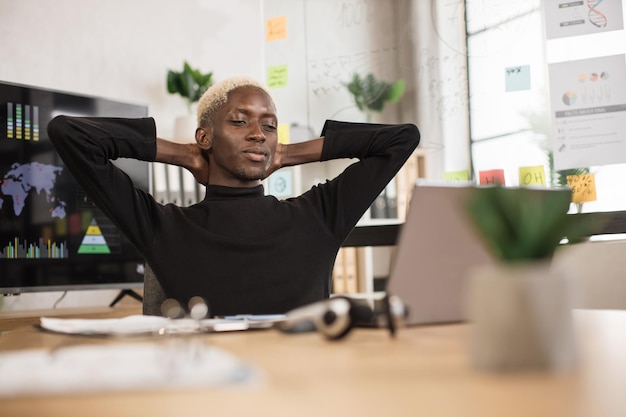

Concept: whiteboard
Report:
left=263, top=0, right=400, bottom=134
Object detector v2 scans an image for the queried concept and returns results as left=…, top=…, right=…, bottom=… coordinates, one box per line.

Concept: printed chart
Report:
left=549, top=54, right=626, bottom=170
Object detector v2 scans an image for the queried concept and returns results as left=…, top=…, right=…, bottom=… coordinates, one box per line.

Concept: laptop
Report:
left=384, top=181, right=495, bottom=326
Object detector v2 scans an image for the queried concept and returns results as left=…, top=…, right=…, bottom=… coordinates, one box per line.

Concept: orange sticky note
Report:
left=443, top=170, right=470, bottom=181
left=519, top=165, right=546, bottom=186
left=266, top=16, right=287, bottom=41
left=567, top=173, right=597, bottom=203
left=479, top=169, right=506, bottom=185
left=277, top=124, right=290, bottom=144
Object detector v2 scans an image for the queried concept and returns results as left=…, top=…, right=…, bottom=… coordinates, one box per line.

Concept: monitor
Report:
left=0, top=81, right=150, bottom=294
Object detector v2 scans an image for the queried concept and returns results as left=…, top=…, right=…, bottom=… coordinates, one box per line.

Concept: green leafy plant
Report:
left=343, top=73, right=405, bottom=122
left=465, top=186, right=599, bottom=263
left=167, top=61, right=214, bottom=113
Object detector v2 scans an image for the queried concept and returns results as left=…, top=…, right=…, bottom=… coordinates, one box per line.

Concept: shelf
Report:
left=342, top=224, right=401, bottom=248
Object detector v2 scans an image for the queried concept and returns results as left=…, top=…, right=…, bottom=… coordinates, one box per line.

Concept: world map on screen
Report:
left=0, top=162, right=67, bottom=219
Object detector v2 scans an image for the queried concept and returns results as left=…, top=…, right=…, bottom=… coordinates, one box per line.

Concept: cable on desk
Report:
left=52, top=291, right=68, bottom=309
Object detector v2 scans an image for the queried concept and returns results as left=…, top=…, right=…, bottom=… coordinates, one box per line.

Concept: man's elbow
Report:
left=402, top=123, right=421, bottom=149
left=47, top=115, right=70, bottom=144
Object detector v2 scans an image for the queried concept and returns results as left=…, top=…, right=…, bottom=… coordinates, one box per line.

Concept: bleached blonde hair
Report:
left=196, top=76, right=273, bottom=128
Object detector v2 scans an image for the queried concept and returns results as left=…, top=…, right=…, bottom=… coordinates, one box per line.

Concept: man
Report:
left=48, top=76, right=420, bottom=316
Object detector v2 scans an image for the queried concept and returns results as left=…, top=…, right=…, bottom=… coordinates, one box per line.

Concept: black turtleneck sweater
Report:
left=47, top=116, right=420, bottom=315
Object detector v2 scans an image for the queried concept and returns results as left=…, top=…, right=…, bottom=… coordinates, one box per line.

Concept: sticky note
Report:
left=505, top=65, right=531, bottom=92
left=267, top=65, right=288, bottom=88
left=479, top=169, right=506, bottom=185
left=443, top=170, right=470, bottom=181
left=567, top=173, right=597, bottom=203
left=519, top=165, right=546, bottom=186
left=278, top=123, right=290, bottom=144
left=266, top=16, right=287, bottom=41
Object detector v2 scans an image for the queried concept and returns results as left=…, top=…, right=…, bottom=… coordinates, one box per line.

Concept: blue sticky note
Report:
left=505, top=65, right=531, bottom=92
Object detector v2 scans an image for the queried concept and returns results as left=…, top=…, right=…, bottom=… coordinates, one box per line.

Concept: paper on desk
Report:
left=40, top=314, right=286, bottom=335
left=0, top=340, right=263, bottom=397
left=40, top=315, right=175, bottom=335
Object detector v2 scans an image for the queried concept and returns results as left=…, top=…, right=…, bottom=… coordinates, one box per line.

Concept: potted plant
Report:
left=167, top=61, right=214, bottom=114
left=166, top=61, right=214, bottom=142
left=343, top=73, right=405, bottom=122
left=463, top=185, right=599, bottom=372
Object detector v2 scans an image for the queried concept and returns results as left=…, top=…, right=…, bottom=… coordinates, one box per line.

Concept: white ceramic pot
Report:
left=173, top=114, right=197, bottom=143
left=467, top=261, right=578, bottom=372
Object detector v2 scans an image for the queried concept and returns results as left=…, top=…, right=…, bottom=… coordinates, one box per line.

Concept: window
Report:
left=466, top=0, right=626, bottom=214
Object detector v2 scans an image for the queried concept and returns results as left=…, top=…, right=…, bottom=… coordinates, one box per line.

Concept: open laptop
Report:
left=384, top=181, right=495, bottom=326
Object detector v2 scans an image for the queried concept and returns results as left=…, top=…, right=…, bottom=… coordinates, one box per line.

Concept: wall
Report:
left=0, top=0, right=265, bottom=311
left=0, top=0, right=264, bottom=138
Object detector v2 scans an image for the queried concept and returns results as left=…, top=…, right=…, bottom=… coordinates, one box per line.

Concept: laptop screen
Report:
left=385, top=182, right=495, bottom=325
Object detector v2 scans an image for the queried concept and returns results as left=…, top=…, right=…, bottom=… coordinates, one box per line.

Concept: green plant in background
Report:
left=167, top=61, right=214, bottom=114
left=344, top=73, right=405, bottom=122
left=465, top=186, right=599, bottom=263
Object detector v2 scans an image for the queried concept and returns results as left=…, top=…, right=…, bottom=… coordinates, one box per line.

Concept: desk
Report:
left=0, top=309, right=625, bottom=417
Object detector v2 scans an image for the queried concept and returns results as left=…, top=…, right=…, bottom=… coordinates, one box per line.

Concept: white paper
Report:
left=41, top=315, right=176, bottom=335
left=543, top=0, right=624, bottom=40
left=268, top=169, right=293, bottom=197
left=549, top=54, right=626, bottom=170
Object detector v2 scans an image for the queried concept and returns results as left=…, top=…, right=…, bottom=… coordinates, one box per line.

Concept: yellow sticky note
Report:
left=267, top=65, right=288, bottom=88
left=443, top=170, right=470, bottom=181
left=266, top=16, right=287, bottom=41
left=278, top=123, right=290, bottom=144
left=519, top=165, right=546, bottom=186
left=567, top=173, right=597, bottom=203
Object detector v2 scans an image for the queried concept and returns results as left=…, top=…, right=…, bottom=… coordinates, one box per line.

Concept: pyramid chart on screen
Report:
left=77, top=218, right=111, bottom=254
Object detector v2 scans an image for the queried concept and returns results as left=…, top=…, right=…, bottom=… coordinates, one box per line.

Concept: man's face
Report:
left=203, top=86, right=278, bottom=187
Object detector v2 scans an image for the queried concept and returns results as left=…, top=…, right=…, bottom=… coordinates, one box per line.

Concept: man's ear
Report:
left=195, top=127, right=212, bottom=150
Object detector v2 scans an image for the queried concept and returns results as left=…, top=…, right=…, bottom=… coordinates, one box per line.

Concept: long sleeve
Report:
left=47, top=116, right=159, bottom=254
left=304, top=120, right=420, bottom=243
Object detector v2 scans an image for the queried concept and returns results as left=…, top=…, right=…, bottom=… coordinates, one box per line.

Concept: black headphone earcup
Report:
left=278, top=297, right=375, bottom=341
left=321, top=297, right=374, bottom=341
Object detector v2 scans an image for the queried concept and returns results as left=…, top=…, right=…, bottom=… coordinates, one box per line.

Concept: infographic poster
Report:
left=543, top=0, right=624, bottom=39
left=549, top=54, right=626, bottom=170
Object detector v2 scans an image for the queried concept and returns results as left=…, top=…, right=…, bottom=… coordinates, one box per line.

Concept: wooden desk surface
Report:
left=1, top=309, right=625, bottom=417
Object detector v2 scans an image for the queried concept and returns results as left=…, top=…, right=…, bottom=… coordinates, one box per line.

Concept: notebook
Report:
left=384, top=181, right=495, bottom=326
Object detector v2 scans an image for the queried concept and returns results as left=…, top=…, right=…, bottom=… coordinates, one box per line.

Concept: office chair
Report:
left=142, top=263, right=167, bottom=316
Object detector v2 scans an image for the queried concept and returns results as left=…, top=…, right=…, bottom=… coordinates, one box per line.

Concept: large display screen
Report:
left=0, top=81, right=150, bottom=293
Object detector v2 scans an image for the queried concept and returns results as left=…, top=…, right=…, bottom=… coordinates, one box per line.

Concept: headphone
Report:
left=161, top=294, right=407, bottom=340
left=277, top=296, right=377, bottom=340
